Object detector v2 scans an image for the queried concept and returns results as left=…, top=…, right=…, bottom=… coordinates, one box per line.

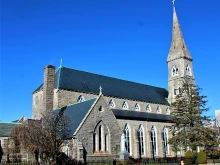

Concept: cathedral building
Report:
left=32, top=4, right=195, bottom=162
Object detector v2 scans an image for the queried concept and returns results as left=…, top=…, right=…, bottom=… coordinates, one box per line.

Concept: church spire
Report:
left=167, top=3, right=192, bottom=63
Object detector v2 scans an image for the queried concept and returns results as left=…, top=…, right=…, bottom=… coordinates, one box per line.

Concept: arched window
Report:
left=135, top=103, right=140, bottom=111
left=166, top=107, right=170, bottom=114
left=163, top=127, right=169, bottom=155
left=138, top=126, right=144, bottom=156
left=122, top=101, right=128, bottom=109
left=109, top=99, right=115, bottom=108
left=93, top=121, right=109, bottom=153
left=186, top=65, right=191, bottom=76
left=146, top=104, right=151, bottom=112
left=172, top=66, right=179, bottom=76
left=124, top=124, right=130, bottom=153
left=156, top=106, right=161, bottom=113
left=77, top=95, right=85, bottom=103
left=151, top=126, right=157, bottom=155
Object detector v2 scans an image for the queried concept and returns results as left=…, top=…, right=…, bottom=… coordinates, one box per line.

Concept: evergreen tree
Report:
left=169, top=81, right=217, bottom=154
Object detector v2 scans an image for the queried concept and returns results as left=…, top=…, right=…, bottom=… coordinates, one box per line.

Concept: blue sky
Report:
left=1, top=0, right=220, bottom=122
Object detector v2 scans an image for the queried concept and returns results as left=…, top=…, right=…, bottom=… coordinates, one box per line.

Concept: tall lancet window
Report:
left=151, top=126, right=157, bottom=155
left=109, top=99, right=115, bottom=108
left=99, top=125, right=102, bottom=151
left=138, top=126, right=144, bottom=156
left=186, top=65, right=191, bottom=76
left=163, top=127, right=169, bottom=155
left=77, top=95, right=85, bottom=103
left=124, top=124, right=130, bottom=153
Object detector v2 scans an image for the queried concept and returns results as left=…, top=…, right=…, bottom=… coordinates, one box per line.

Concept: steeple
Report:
left=167, top=2, right=195, bottom=103
left=167, top=5, right=192, bottom=63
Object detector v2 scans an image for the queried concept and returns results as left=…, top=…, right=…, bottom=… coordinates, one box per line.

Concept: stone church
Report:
left=32, top=5, right=195, bottom=162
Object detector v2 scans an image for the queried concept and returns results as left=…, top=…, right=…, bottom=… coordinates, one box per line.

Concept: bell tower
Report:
left=167, top=2, right=195, bottom=103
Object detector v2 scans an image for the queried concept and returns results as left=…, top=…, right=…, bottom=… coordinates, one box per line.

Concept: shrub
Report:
left=185, top=150, right=193, bottom=165
left=197, top=150, right=207, bottom=164
left=116, top=160, right=130, bottom=165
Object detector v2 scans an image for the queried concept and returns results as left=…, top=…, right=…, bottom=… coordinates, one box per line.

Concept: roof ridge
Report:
left=60, top=66, right=166, bottom=90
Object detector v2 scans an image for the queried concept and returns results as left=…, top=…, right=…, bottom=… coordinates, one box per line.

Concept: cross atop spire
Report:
left=172, top=0, right=175, bottom=6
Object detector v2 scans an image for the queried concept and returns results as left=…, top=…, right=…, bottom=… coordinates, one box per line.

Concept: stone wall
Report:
left=55, top=89, right=170, bottom=115
left=117, top=119, right=175, bottom=159
left=75, top=95, right=122, bottom=162
left=32, top=90, right=43, bottom=119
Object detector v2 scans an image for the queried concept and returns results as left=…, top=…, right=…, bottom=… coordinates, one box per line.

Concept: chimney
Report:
left=43, top=65, right=55, bottom=114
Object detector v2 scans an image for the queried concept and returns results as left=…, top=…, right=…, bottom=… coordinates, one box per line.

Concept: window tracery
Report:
left=122, top=101, right=128, bottom=109
left=93, top=121, right=109, bottom=153
left=156, top=106, right=161, bottom=113
left=151, top=126, right=157, bottom=155
left=109, top=99, right=115, bottom=108
left=163, top=127, right=169, bottom=155
left=172, top=66, right=179, bottom=76
left=146, top=104, right=151, bottom=112
left=138, top=126, right=144, bottom=156
left=135, top=103, right=140, bottom=111
left=77, top=95, right=85, bottom=103
left=124, top=124, right=130, bottom=153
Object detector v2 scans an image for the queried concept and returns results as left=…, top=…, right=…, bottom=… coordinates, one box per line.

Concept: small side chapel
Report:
left=32, top=3, right=195, bottom=162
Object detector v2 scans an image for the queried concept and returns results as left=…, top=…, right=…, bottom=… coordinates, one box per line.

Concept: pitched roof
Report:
left=112, top=109, right=173, bottom=122
left=34, top=67, right=169, bottom=105
left=0, top=122, right=22, bottom=137
left=54, top=98, right=97, bottom=138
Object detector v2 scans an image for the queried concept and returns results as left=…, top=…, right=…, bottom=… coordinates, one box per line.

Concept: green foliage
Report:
left=169, top=81, right=218, bottom=154
left=116, top=160, right=129, bottom=165
left=185, top=150, right=193, bottom=165
left=197, top=150, right=207, bottom=164
left=185, top=150, right=193, bottom=158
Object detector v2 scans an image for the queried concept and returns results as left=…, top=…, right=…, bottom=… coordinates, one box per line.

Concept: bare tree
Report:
left=10, top=107, right=71, bottom=164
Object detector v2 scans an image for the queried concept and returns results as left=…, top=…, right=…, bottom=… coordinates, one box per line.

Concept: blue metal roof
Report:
left=54, top=98, right=97, bottom=137
left=0, top=122, right=22, bottom=137
left=34, top=66, right=169, bottom=105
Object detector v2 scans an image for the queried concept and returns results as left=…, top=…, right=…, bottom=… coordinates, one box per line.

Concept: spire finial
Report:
left=99, top=85, right=102, bottom=95
left=60, top=58, right=63, bottom=67
left=172, top=0, right=175, bottom=6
